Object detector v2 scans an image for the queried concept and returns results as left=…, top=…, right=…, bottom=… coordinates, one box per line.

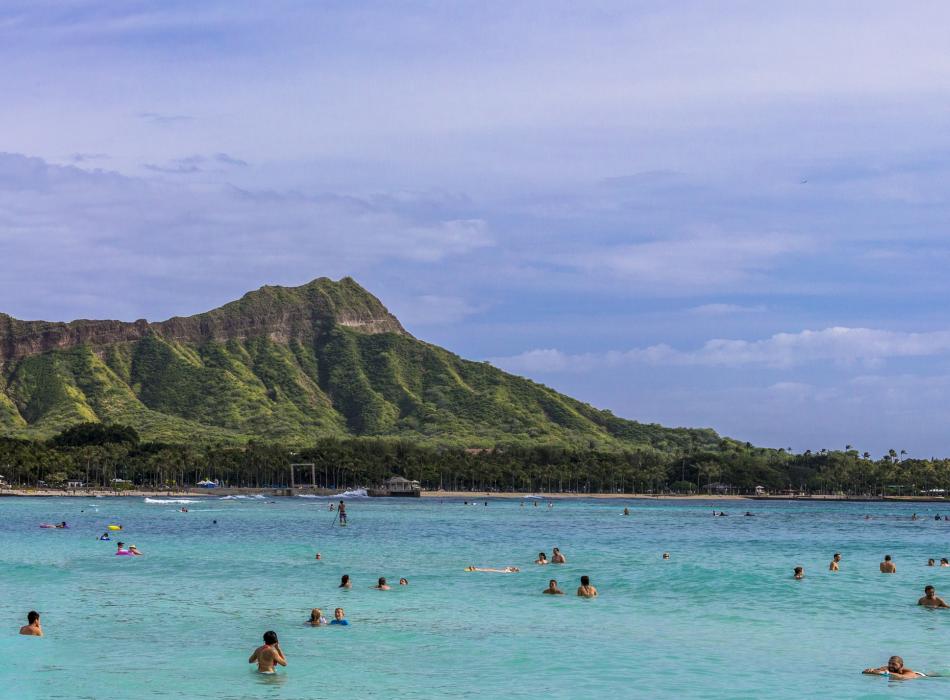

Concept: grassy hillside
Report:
left=0, top=278, right=719, bottom=451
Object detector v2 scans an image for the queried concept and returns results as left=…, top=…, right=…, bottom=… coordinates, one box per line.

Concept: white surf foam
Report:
left=143, top=498, right=201, bottom=504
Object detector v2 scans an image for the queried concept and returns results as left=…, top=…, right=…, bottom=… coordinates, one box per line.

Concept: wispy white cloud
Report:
left=688, top=303, right=767, bottom=316
left=492, top=327, right=950, bottom=373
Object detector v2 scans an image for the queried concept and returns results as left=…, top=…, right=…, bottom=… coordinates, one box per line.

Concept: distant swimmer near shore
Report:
left=829, top=553, right=841, bottom=571
left=942, top=558, right=949, bottom=567
left=551, top=548, right=566, bottom=564
left=308, top=608, right=327, bottom=626
left=535, top=552, right=548, bottom=565
left=374, top=577, right=390, bottom=590
left=863, top=656, right=925, bottom=680
left=577, top=575, right=598, bottom=598
left=623, top=507, right=630, bottom=516
left=918, top=586, right=949, bottom=608
left=330, top=608, right=349, bottom=625
left=662, top=552, right=670, bottom=560
left=928, top=559, right=936, bottom=567
left=19, top=611, right=42, bottom=636
left=399, top=578, right=409, bottom=586
left=880, top=555, right=896, bottom=573
left=543, top=579, right=564, bottom=595
left=793, top=567, right=804, bottom=579
left=339, top=575, right=351, bottom=589
left=249, top=631, right=287, bottom=674
left=466, top=566, right=520, bottom=573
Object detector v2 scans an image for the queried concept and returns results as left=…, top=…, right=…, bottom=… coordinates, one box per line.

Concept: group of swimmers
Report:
left=788, top=550, right=950, bottom=677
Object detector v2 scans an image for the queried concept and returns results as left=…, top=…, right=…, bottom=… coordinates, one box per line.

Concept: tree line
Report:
left=0, top=423, right=946, bottom=496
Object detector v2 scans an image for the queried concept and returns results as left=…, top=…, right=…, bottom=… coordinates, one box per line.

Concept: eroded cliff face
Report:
left=0, top=277, right=407, bottom=366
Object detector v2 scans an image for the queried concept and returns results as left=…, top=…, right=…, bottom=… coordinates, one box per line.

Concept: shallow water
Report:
left=3, top=496, right=950, bottom=699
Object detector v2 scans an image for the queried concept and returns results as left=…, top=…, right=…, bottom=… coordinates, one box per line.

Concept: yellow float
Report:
left=107, top=524, right=122, bottom=531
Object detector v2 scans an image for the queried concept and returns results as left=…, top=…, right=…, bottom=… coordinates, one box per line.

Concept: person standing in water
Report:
left=339, top=574, right=351, bottom=589
left=918, top=585, right=950, bottom=608
left=19, top=611, right=42, bottom=636
left=551, top=548, right=566, bottom=564
left=543, top=579, right=564, bottom=595
left=338, top=501, right=347, bottom=525
left=373, top=577, right=390, bottom=590
left=248, top=631, right=287, bottom=673
left=577, top=575, right=598, bottom=598
left=829, top=553, right=841, bottom=571
left=793, top=567, right=804, bottom=579
left=330, top=608, right=349, bottom=625
left=880, top=555, right=896, bottom=573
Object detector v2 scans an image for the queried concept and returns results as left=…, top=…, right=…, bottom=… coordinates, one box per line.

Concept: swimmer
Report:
left=339, top=574, right=351, bottom=589
left=543, top=579, right=564, bottom=595
left=308, top=608, right=327, bottom=626
left=128, top=544, right=142, bottom=556
left=793, top=566, right=804, bottom=580
left=551, top=548, right=566, bottom=564
left=863, top=656, right=925, bottom=680
left=535, top=552, right=549, bottom=565
left=329, top=503, right=335, bottom=511
left=56, top=521, right=67, bottom=529
left=399, top=578, right=408, bottom=586
left=880, top=555, right=896, bottom=573
left=98, top=532, right=111, bottom=541
left=577, top=575, right=598, bottom=598
left=330, top=608, right=349, bottom=625
left=213, top=520, right=217, bottom=524
left=864, top=515, right=871, bottom=520
left=115, top=541, right=130, bottom=556
left=662, top=552, right=670, bottom=560
left=912, top=513, right=919, bottom=521
left=744, top=512, right=754, bottom=517
left=315, top=553, right=322, bottom=560
left=248, top=630, right=287, bottom=673
left=829, top=553, right=841, bottom=571
left=942, top=558, right=949, bottom=567
left=465, top=566, right=520, bottom=573
left=918, top=585, right=950, bottom=608
left=338, top=501, right=347, bottom=525
left=928, top=558, right=936, bottom=567
left=936, top=515, right=941, bottom=521
left=623, top=507, right=630, bottom=516
left=19, top=611, right=42, bottom=636
left=374, top=577, right=390, bottom=590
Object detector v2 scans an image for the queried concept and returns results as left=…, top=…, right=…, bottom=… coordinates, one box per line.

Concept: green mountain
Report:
left=0, top=277, right=718, bottom=450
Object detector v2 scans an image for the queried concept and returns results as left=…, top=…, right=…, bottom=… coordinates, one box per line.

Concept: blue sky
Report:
left=2, top=1, right=950, bottom=454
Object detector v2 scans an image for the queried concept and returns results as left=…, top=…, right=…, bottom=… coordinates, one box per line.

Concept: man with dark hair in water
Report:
left=918, top=585, right=949, bottom=608
left=338, top=501, right=347, bottom=525
left=829, top=553, right=841, bottom=571
left=863, top=656, right=925, bottom=679
left=880, top=555, right=896, bottom=573
left=19, top=611, right=42, bottom=636
left=543, top=579, right=564, bottom=595
left=249, top=631, right=287, bottom=673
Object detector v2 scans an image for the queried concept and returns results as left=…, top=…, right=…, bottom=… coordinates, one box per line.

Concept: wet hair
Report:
left=263, top=630, right=278, bottom=645
left=334, top=607, right=344, bottom=616
left=549, top=579, right=558, bottom=586
left=27, top=611, right=39, bottom=624
left=580, top=575, right=590, bottom=586
left=117, top=542, right=125, bottom=548
left=929, top=559, right=936, bottom=565
left=794, top=567, right=803, bottom=575
left=888, top=656, right=904, bottom=670
left=884, top=555, right=892, bottom=561
left=538, top=552, right=546, bottom=559
left=925, top=585, right=935, bottom=592
left=310, top=608, right=323, bottom=621
left=339, top=574, right=350, bottom=587
left=833, top=552, right=840, bottom=558
left=943, top=558, right=949, bottom=564
left=399, top=578, right=408, bottom=585
left=553, top=547, right=560, bottom=553
left=378, top=577, right=386, bottom=586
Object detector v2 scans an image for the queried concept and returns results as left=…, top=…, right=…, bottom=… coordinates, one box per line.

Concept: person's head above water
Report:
left=334, top=607, right=345, bottom=619
left=116, top=541, right=125, bottom=548
left=339, top=574, right=350, bottom=587
left=263, top=630, right=278, bottom=645
left=378, top=577, right=387, bottom=586
left=833, top=553, right=841, bottom=560
left=548, top=579, right=559, bottom=589
left=399, top=578, right=408, bottom=585
left=794, top=566, right=804, bottom=578
left=310, top=608, right=323, bottom=621
left=580, top=575, right=590, bottom=586
left=884, top=555, right=892, bottom=561
left=27, top=611, right=40, bottom=624
left=929, top=558, right=936, bottom=566
left=924, top=585, right=937, bottom=597
left=887, top=656, right=905, bottom=673
left=662, top=552, right=670, bottom=559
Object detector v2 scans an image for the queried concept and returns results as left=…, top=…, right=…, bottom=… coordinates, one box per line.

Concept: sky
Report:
left=2, top=1, right=950, bottom=455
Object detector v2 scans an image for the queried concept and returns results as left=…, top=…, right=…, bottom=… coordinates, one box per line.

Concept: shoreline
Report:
left=2, top=487, right=947, bottom=503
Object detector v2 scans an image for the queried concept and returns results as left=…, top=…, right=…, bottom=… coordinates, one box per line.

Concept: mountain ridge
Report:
left=0, top=277, right=719, bottom=451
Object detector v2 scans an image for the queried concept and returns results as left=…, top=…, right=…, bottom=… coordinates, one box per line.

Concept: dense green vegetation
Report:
left=0, top=426, right=945, bottom=496
left=0, top=277, right=721, bottom=452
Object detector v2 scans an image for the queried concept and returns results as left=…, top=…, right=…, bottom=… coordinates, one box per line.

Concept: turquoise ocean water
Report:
left=3, top=495, right=950, bottom=699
